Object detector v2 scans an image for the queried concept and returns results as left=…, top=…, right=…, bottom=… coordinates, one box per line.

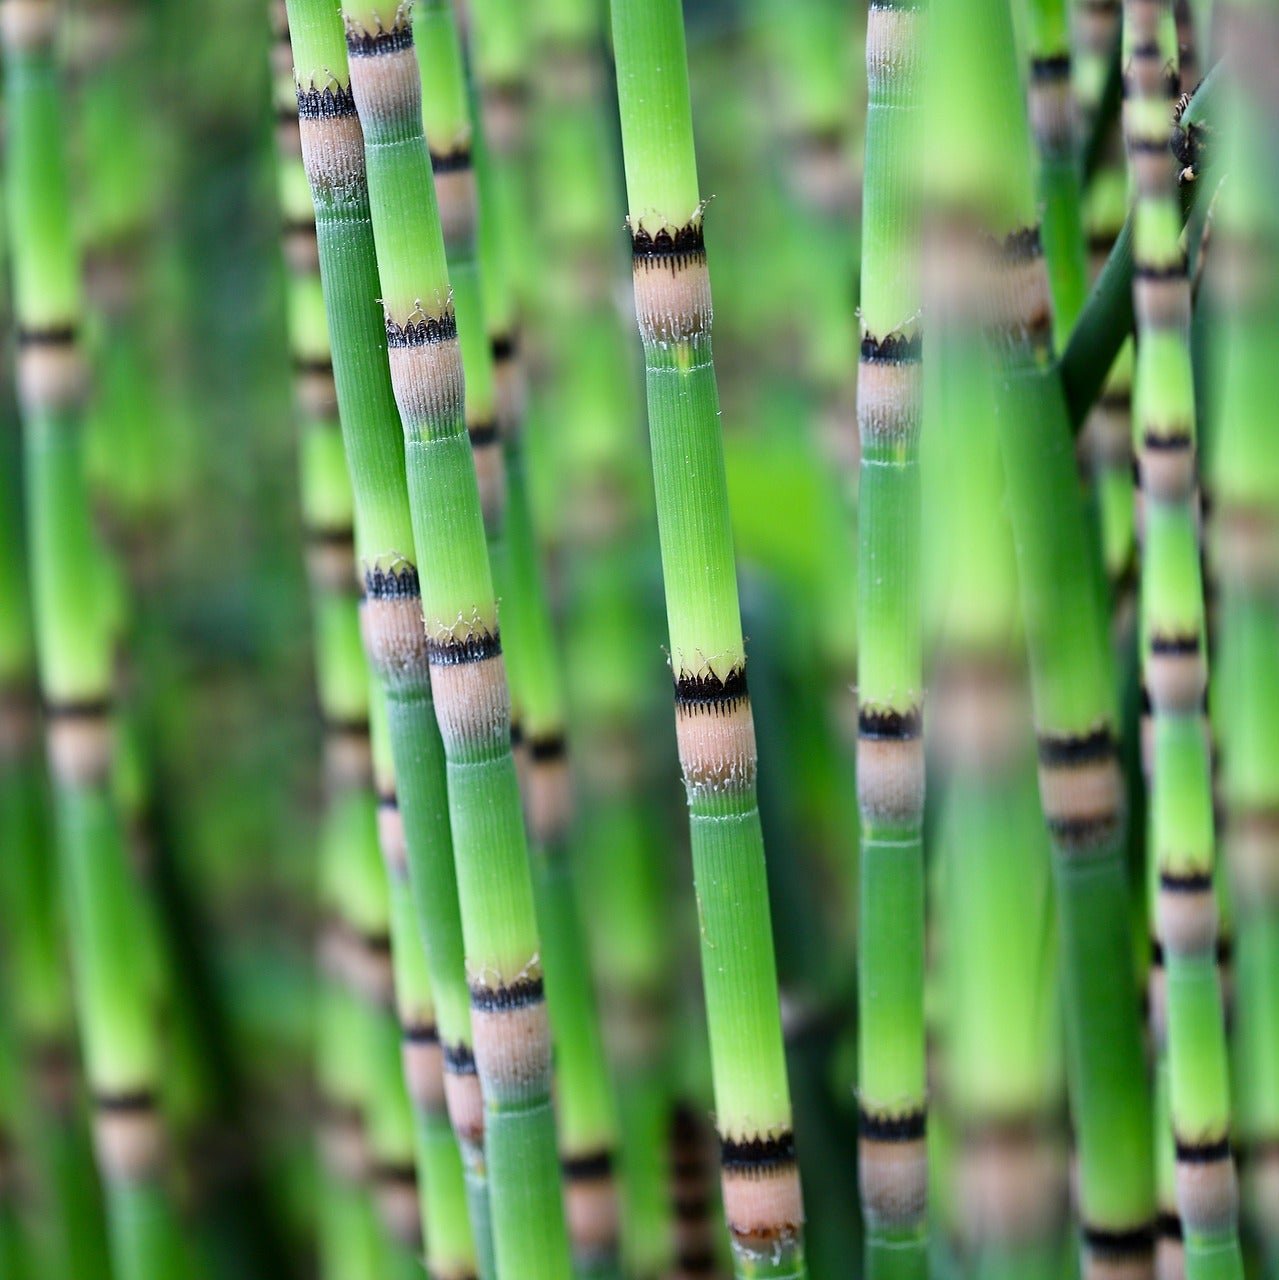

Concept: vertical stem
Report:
left=1, top=5, right=180, bottom=1276
left=611, top=1, right=806, bottom=1275
left=1122, top=0, right=1243, bottom=1272
left=335, top=5, right=571, bottom=1276
left=856, top=5, right=927, bottom=1273
left=281, top=3, right=496, bottom=1268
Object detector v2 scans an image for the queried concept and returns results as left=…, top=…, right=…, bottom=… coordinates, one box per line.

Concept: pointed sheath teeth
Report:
left=857, top=707, right=924, bottom=825
left=630, top=221, right=712, bottom=344
left=469, top=976, right=551, bottom=1103
left=441, top=1043, right=484, bottom=1147
left=857, top=1108, right=927, bottom=1230
left=400, top=1021, right=446, bottom=1113
left=431, top=148, right=477, bottom=250
left=385, top=312, right=466, bottom=432
left=673, top=667, right=757, bottom=795
left=1029, top=56, right=1075, bottom=153
left=1036, top=726, right=1124, bottom=853
left=345, top=17, right=418, bottom=130
left=1138, top=427, right=1196, bottom=503
left=296, top=84, right=365, bottom=200
left=857, top=331, right=922, bottom=444
left=361, top=567, right=430, bottom=692
left=718, top=1132, right=804, bottom=1253
left=426, top=632, right=508, bottom=754
left=1172, top=1134, right=1238, bottom=1236
left=527, top=733, right=572, bottom=845
left=562, top=1149, right=621, bottom=1263
left=989, top=227, right=1053, bottom=350
left=1146, top=632, right=1205, bottom=712
left=372, top=1159, right=422, bottom=1247
left=1081, top=1221, right=1155, bottom=1280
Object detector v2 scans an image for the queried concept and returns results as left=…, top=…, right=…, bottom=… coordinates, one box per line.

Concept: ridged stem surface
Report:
left=612, top=1, right=806, bottom=1275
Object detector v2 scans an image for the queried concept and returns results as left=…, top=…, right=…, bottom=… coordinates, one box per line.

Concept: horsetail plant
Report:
left=921, top=1, right=1156, bottom=1277
left=1206, top=11, right=1279, bottom=1267
left=1122, top=1, right=1244, bottom=1271
left=854, top=3, right=928, bottom=1273
left=526, top=1, right=677, bottom=1271
left=0, top=232, right=108, bottom=1280
left=335, top=4, right=572, bottom=1275
left=281, top=4, right=494, bottom=1269
left=1023, top=0, right=1090, bottom=339
left=1, top=2, right=181, bottom=1276
left=371, top=691, right=478, bottom=1280
left=611, top=1, right=806, bottom=1275
left=463, top=1, right=627, bottom=1272
left=923, top=199, right=1068, bottom=1280
left=414, top=0, right=504, bottom=542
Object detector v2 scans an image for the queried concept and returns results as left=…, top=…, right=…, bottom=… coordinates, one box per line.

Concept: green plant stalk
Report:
left=271, top=30, right=468, bottom=1273
left=336, top=5, right=571, bottom=1276
left=464, top=2, right=626, bottom=1272
left=922, top=0, right=1155, bottom=1274
left=1074, top=0, right=1121, bottom=143
left=611, top=1, right=805, bottom=1275
left=1080, top=123, right=1137, bottom=597
left=1023, top=0, right=1089, bottom=338
left=1, top=8, right=181, bottom=1278
left=0, top=359, right=108, bottom=1280
left=526, top=1, right=675, bottom=1270
left=924, top=310, right=1066, bottom=1276
left=1122, top=3, right=1243, bottom=1272
left=282, top=6, right=494, bottom=1267
left=370, top=687, right=481, bottom=1280
left=414, top=0, right=503, bottom=546
left=1060, top=58, right=1225, bottom=433
left=0, top=1015, right=28, bottom=1280
left=854, top=3, right=927, bottom=1274
left=77, top=0, right=168, bottom=543
left=752, top=0, right=861, bottom=496
left=1205, top=22, right=1279, bottom=1265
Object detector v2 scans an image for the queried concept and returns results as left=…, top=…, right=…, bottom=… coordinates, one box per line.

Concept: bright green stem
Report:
left=996, top=363, right=1154, bottom=1246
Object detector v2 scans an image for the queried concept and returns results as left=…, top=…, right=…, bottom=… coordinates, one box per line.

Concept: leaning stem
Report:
left=337, top=5, right=571, bottom=1276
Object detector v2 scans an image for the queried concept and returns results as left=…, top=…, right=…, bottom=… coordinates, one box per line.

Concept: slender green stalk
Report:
left=1075, top=0, right=1122, bottom=145
left=923, top=1, right=1156, bottom=1275
left=526, top=2, right=676, bottom=1272
left=1080, top=120, right=1138, bottom=600
left=611, top=2, right=805, bottom=1276
left=1122, top=3, right=1243, bottom=1273
left=281, top=6, right=495, bottom=1269
left=270, top=18, right=464, bottom=1274
left=373, top=688, right=479, bottom=1280
left=463, top=2, right=626, bottom=1273
left=854, top=4, right=927, bottom=1274
left=0, top=265, right=108, bottom=1280
left=1023, top=0, right=1089, bottom=338
left=1204, top=6, right=1279, bottom=1267
left=334, top=5, right=571, bottom=1276
left=414, top=0, right=503, bottom=543
left=1, top=6, right=180, bottom=1277
left=923, top=257, right=1067, bottom=1279
left=752, top=0, right=861, bottom=490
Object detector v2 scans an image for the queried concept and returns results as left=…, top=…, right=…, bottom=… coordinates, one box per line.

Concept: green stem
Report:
left=611, top=0, right=806, bottom=1274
